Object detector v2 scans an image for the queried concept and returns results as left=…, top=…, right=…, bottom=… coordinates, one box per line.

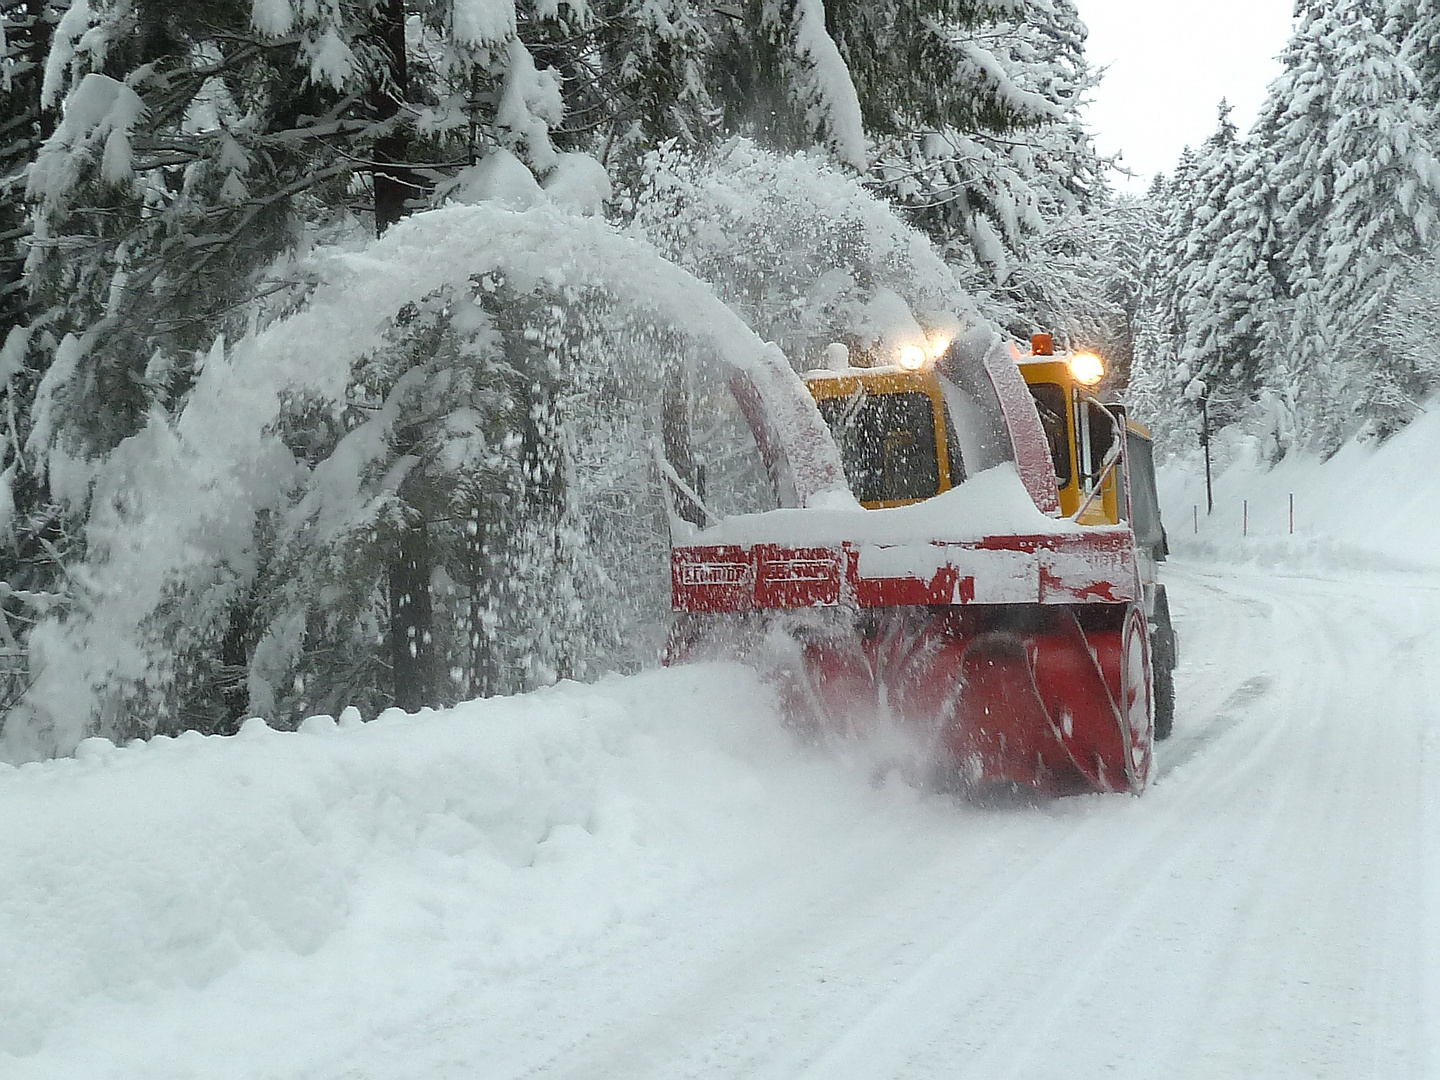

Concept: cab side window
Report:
left=1086, top=400, right=1116, bottom=485
left=1028, top=382, right=1072, bottom=489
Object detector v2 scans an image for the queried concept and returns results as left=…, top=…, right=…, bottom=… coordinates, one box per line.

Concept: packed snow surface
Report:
left=8, top=563, right=1440, bottom=1078
left=9, top=427, right=1440, bottom=1077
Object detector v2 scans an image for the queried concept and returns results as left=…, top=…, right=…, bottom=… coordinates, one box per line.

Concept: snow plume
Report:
left=861, top=289, right=929, bottom=360
left=445, top=146, right=547, bottom=208
left=7, top=145, right=979, bottom=760
left=766, top=0, right=867, bottom=170
left=543, top=152, right=613, bottom=215
left=624, top=141, right=978, bottom=521
left=628, top=139, right=979, bottom=368
left=444, top=147, right=611, bottom=216
left=5, top=202, right=846, bottom=759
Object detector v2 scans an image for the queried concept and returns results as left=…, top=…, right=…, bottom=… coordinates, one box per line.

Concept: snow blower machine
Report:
left=661, top=327, right=1174, bottom=796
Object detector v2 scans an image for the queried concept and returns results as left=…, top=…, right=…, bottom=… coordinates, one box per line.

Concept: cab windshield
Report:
left=816, top=390, right=940, bottom=503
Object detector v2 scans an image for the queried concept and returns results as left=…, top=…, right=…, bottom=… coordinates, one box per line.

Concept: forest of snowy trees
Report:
left=0, top=0, right=1433, bottom=758
left=1133, top=0, right=1440, bottom=462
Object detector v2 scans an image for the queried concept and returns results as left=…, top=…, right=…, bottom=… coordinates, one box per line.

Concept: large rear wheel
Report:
left=1149, top=585, right=1177, bottom=740
left=1120, top=606, right=1154, bottom=792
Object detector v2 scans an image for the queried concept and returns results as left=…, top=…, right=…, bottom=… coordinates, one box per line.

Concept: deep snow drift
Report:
left=0, top=663, right=930, bottom=1075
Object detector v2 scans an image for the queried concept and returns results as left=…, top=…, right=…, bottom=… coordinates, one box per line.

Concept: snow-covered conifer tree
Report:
left=1175, top=106, right=1250, bottom=397
left=1387, top=0, right=1440, bottom=106
left=5, top=0, right=596, bottom=721
left=1, top=2, right=55, bottom=333
left=1371, top=251, right=1440, bottom=414
left=995, top=198, right=1152, bottom=386
left=1144, top=146, right=1202, bottom=374
left=861, top=0, right=1105, bottom=290
left=0, top=0, right=1175, bottom=748
left=1266, top=0, right=1440, bottom=441
left=1195, top=101, right=1290, bottom=412
left=0, top=3, right=66, bottom=670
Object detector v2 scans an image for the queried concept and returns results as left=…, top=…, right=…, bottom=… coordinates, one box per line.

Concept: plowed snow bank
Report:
left=0, top=664, right=886, bottom=1069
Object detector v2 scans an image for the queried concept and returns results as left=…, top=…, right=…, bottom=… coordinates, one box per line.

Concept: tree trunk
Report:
left=462, top=507, right=498, bottom=699
left=388, top=508, right=434, bottom=712
left=1, top=2, right=56, bottom=335
left=218, top=597, right=255, bottom=732
left=369, top=3, right=434, bottom=709
left=370, top=0, right=413, bottom=236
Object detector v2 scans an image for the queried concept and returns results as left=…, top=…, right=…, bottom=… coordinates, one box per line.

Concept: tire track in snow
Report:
left=469, top=568, right=1303, bottom=1080
left=771, top=565, right=1433, bottom=1080
left=781, top=566, right=1319, bottom=1080
left=634, top=572, right=1304, bottom=1080
left=1159, top=568, right=1429, bottom=1078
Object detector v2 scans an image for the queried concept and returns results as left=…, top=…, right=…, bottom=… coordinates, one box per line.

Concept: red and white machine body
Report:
left=663, top=329, right=1155, bottom=796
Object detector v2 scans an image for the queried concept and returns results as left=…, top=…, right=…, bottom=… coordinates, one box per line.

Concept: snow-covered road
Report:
left=5, top=559, right=1439, bottom=1078
left=446, top=562, right=1440, bottom=1080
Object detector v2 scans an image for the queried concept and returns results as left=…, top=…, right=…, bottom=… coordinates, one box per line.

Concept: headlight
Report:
left=898, top=344, right=927, bottom=371
left=1069, top=352, right=1105, bottom=385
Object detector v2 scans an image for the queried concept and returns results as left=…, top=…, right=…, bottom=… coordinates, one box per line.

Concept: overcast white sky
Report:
left=1077, top=2, right=1298, bottom=190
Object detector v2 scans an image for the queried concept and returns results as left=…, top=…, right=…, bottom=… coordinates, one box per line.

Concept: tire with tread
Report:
left=1150, top=585, right=1177, bottom=740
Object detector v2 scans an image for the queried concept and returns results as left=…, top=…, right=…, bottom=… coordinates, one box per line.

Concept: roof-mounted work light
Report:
left=1069, top=352, right=1105, bottom=386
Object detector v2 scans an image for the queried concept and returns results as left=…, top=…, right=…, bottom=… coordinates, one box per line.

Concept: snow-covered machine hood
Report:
left=686, top=463, right=1088, bottom=548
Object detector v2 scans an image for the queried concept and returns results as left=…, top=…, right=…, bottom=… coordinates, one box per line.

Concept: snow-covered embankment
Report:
left=0, top=664, right=903, bottom=1073
left=1161, top=403, right=1440, bottom=572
